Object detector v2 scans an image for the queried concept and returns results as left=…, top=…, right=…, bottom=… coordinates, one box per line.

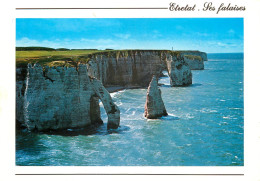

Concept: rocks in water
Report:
left=166, top=54, right=192, bottom=86
left=16, top=50, right=208, bottom=131
left=144, top=76, right=168, bottom=119
left=19, top=63, right=120, bottom=132
left=86, top=50, right=206, bottom=88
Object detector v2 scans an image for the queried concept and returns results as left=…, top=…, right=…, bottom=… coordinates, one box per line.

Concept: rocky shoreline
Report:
left=16, top=50, right=207, bottom=132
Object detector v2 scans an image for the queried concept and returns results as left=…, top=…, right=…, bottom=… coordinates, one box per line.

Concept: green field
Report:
left=16, top=47, right=200, bottom=68
left=16, top=50, right=104, bottom=59
left=16, top=49, right=109, bottom=67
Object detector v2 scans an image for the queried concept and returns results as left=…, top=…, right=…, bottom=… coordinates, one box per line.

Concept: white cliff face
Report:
left=16, top=67, right=27, bottom=127
left=181, top=51, right=208, bottom=61
left=87, top=51, right=166, bottom=87
left=181, top=51, right=207, bottom=70
left=21, top=63, right=119, bottom=131
left=86, top=50, right=198, bottom=88
left=183, top=56, right=204, bottom=70
left=16, top=50, right=206, bottom=131
left=91, top=78, right=120, bottom=129
left=200, top=52, right=208, bottom=61
left=144, top=76, right=167, bottom=119
left=166, top=55, right=192, bottom=86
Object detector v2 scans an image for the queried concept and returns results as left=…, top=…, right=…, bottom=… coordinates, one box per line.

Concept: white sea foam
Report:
left=110, top=89, right=126, bottom=98
left=17, top=54, right=244, bottom=166
left=223, top=116, right=230, bottom=119
left=158, top=71, right=170, bottom=85
left=200, top=108, right=217, bottom=113
left=184, top=113, right=194, bottom=119
left=116, top=101, right=123, bottom=106
left=146, top=118, right=160, bottom=122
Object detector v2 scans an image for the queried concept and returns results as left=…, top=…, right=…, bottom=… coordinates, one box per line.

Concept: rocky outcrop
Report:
left=180, top=51, right=207, bottom=70
left=181, top=51, right=208, bottom=61
left=87, top=50, right=196, bottom=88
left=17, top=63, right=120, bottom=131
left=91, top=79, right=120, bottom=129
left=87, top=51, right=166, bottom=88
left=183, top=55, right=204, bottom=70
left=16, top=67, right=27, bottom=127
left=166, top=54, right=192, bottom=86
left=144, top=76, right=167, bottom=119
left=16, top=50, right=207, bottom=132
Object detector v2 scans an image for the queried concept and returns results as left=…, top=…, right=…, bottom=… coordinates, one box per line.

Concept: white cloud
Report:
left=16, top=37, right=118, bottom=50
left=80, top=38, right=114, bottom=44
left=16, top=37, right=39, bottom=46
left=16, top=37, right=243, bottom=53
left=114, top=34, right=131, bottom=39
left=16, top=37, right=63, bottom=48
left=196, top=32, right=209, bottom=37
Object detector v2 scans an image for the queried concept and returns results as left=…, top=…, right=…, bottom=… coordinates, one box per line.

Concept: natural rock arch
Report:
left=20, top=63, right=120, bottom=132
left=89, top=95, right=103, bottom=125
left=90, top=78, right=120, bottom=129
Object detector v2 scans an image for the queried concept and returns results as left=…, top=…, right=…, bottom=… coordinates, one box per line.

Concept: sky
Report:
left=16, top=18, right=244, bottom=53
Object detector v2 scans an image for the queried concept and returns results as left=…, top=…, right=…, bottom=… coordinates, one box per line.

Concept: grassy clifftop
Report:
left=16, top=49, right=103, bottom=67
left=16, top=47, right=200, bottom=68
left=184, top=54, right=203, bottom=61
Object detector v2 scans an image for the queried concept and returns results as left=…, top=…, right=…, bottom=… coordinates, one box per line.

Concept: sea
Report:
left=16, top=53, right=244, bottom=166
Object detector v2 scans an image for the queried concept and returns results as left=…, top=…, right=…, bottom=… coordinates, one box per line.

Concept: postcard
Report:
left=1, top=0, right=260, bottom=180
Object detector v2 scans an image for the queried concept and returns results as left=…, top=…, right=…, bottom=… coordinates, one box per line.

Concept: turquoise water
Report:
left=16, top=53, right=244, bottom=166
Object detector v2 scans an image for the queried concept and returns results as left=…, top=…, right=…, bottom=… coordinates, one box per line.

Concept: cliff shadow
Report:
left=190, top=83, right=202, bottom=87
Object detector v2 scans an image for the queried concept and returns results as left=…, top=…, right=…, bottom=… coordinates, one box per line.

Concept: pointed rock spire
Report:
left=144, top=76, right=168, bottom=119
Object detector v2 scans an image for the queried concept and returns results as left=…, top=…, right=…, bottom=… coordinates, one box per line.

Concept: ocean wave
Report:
left=229, top=108, right=242, bottom=110
left=110, top=89, right=126, bottom=98
left=223, top=116, right=230, bottom=119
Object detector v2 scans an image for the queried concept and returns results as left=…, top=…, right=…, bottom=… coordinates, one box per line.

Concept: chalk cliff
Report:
left=16, top=50, right=207, bottom=132
left=144, top=76, right=167, bottom=119
left=87, top=51, right=166, bottom=88
left=180, top=51, right=207, bottom=70
left=183, top=55, right=204, bottom=70
left=17, top=63, right=120, bottom=131
left=86, top=50, right=198, bottom=88
left=181, top=51, right=208, bottom=61
left=166, top=54, right=192, bottom=86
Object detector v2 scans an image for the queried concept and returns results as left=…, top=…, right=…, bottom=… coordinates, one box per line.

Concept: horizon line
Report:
left=15, top=46, right=244, bottom=54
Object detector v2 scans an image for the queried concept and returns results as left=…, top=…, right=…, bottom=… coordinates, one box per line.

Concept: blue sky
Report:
left=16, top=18, right=243, bottom=53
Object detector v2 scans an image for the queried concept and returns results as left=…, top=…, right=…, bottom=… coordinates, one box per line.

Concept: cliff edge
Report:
left=17, top=63, right=120, bottom=131
left=16, top=49, right=207, bottom=132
